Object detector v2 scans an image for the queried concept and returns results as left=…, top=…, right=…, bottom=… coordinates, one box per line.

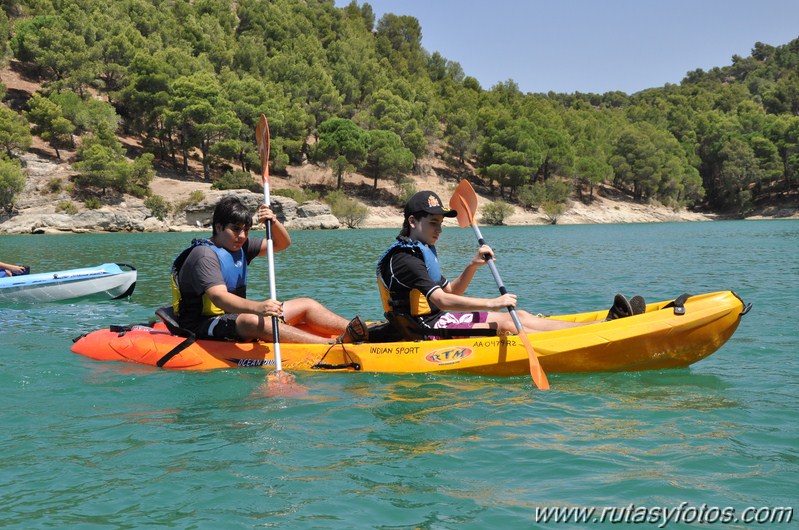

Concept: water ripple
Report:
left=1, top=221, right=798, bottom=528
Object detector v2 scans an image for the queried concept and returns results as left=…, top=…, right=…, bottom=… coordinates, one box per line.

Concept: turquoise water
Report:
left=1, top=220, right=797, bottom=529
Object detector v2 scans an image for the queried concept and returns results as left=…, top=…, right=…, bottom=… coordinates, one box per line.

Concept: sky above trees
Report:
left=338, top=0, right=799, bottom=94
left=3, top=0, right=798, bottom=216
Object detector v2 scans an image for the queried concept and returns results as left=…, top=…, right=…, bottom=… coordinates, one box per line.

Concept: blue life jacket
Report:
left=171, top=239, right=248, bottom=318
left=377, top=237, right=443, bottom=316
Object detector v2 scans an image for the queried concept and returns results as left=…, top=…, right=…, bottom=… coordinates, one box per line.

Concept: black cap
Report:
left=404, top=191, right=457, bottom=219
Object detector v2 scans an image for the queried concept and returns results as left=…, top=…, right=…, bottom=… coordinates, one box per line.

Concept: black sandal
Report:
left=606, top=294, right=633, bottom=320
left=338, top=315, right=369, bottom=343
left=630, top=295, right=647, bottom=315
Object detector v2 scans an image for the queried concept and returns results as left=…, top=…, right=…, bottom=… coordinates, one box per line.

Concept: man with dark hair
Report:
left=172, top=196, right=367, bottom=344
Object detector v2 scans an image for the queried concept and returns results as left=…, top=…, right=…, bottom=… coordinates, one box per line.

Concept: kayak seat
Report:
left=384, top=311, right=498, bottom=341
left=154, top=306, right=198, bottom=368
left=155, top=306, right=195, bottom=339
left=365, top=320, right=405, bottom=343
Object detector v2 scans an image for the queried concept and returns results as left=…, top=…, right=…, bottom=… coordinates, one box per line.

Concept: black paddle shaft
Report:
left=477, top=236, right=510, bottom=295
left=474, top=231, right=524, bottom=330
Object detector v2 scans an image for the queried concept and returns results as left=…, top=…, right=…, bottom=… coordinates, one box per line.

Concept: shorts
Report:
left=194, top=313, right=286, bottom=342
left=433, top=311, right=489, bottom=330
left=197, top=314, right=244, bottom=342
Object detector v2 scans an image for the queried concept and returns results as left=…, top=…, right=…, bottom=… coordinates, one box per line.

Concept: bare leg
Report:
left=235, top=313, right=335, bottom=344
left=236, top=298, right=356, bottom=344
left=485, top=309, right=594, bottom=334
left=281, top=297, right=349, bottom=336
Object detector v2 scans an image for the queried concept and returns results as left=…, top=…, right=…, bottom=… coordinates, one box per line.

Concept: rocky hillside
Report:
left=0, top=146, right=719, bottom=235
left=2, top=63, right=796, bottom=235
left=0, top=150, right=342, bottom=234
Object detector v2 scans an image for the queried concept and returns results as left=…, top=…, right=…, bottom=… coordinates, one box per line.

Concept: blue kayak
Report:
left=0, top=263, right=136, bottom=303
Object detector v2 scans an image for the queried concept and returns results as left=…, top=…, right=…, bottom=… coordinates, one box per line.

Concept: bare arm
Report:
left=431, top=244, right=517, bottom=311
left=444, top=244, right=494, bottom=295
left=255, top=205, right=291, bottom=254
left=429, top=287, right=517, bottom=312
left=205, top=284, right=283, bottom=317
left=0, top=261, right=25, bottom=275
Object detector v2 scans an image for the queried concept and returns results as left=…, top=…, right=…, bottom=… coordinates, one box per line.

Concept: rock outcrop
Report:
left=0, top=153, right=341, bottom=234
left=182, top=191, right=340, bottom=230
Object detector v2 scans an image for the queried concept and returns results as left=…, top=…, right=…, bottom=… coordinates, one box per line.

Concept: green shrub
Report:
left=145, top=194, right=171, bottom=220
left=72, top=131, right=154, bottom=197
left=84, top=197, right=102, bottom=210
left=325, top=190, right=368, bottom=228
left=173, top=190, right=205, bottom=214
left=187, top=190, right=205, bottom=204
left=243, top=151, right=262, bottom=173
left=545, top=179, right=571, bottom=203
left=518, top=179, right=572, bottom=209
left=518, top=179, right=571, bottom=222
left=542, top=200, right=566, bottom=224
left=56, top=200, right=78, bottom=214
left=272, top=188, right=294, bottom=200
left=273, top=188, right=320, bottom=204
left=517, top=183, right=546, bottom=208
left=323, top=189, right=345, bottom=204
left=212, top=170, right=261, bottom=192
left=480, top=200, right=514, bottom=225
left=127, top=185, right=148, bottom=198
left=46, top=177, right=62, bottom=194
left=397, top=177, right=417, bottom=206
left=0, top=157, right=25, bottom=213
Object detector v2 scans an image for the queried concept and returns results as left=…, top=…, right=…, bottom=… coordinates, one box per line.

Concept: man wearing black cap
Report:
left=377, top=191, right=608, bottom=337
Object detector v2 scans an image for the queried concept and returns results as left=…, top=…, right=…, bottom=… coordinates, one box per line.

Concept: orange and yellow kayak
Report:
left=70, top=291, right=748, bottom=375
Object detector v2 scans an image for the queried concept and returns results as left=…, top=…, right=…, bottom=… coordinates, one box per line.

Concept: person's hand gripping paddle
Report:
left=450, top=180, right=550, bottom=390
left=256, top=114, right=295, bottom=389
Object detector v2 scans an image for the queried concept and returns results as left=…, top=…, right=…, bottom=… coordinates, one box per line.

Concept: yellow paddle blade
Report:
left=255, top=114, right=271, bottom=182
left=450, top=179, right=478, bottom=228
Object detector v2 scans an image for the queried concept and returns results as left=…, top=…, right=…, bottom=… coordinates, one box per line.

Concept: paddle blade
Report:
left=450, top=179, right=478, bottom=227
left=517, top=331, right=550, bottom=390
left=257, top=371, right=309, bottom=398
left=450, top=178, right=551, bottom=390
left=255, top=114, right=271, bottom=183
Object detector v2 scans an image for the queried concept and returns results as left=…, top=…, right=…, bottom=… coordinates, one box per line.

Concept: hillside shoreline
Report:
left=2, top=150, right=797, bottom=235
left=2, top=63, right=798, bottom=234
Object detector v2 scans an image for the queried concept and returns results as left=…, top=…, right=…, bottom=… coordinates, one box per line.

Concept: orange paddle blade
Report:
left=449, top=178, right=551, bottom=390
left=450, top=179, right=478, bottom=227
left=255, top=114, right=271, bottom=182
left=259, top=371, right=308, bottom=398
left=518, top=331, right=550, bottom=390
